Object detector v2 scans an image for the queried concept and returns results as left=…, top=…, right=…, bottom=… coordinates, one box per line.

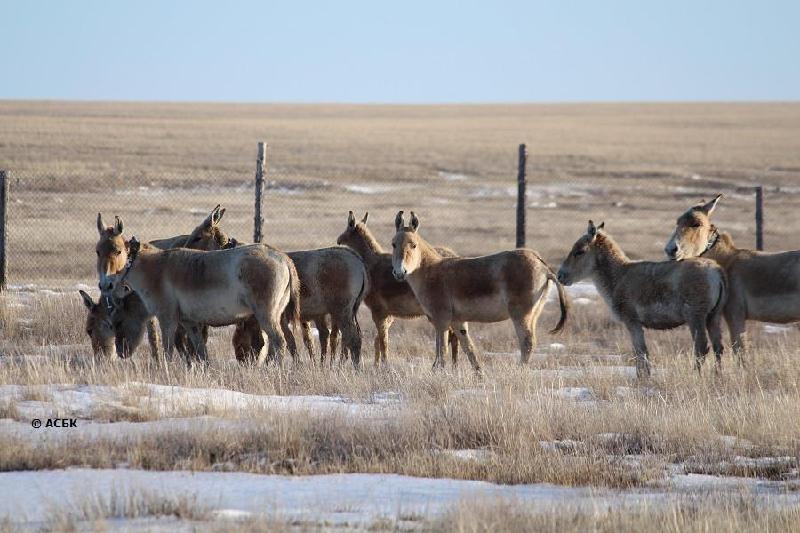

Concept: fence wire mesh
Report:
left=4, top=155, right=770, bottom=290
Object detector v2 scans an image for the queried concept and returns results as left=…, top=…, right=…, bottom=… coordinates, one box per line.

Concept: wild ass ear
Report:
left=395, top=211, right=405, bottom=231
left=699, top=194, right=722, bottom=215
left=347, top=211, right=356, bottom=228
left=97, top=213, right=105, bottom=236
left=79, top=290, right=94, bottom=309
left=597, top=221, right=605, bottom=231
left=213, top=205, right=226, bottom=225
left=361, top=212, right=369, bottom=224
left=409, top=211, right=420, bottom=232
left=202, top=205, right=220, bottom=228
left=112, top=216, right=124, bottom=237
left=587, top=220, right=597, bottom=238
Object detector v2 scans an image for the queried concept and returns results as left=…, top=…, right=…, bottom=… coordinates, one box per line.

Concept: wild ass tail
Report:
left=284, top=257, right=302, bottom=328
left=353, top=260, right=372, bottom=339
left=546, top=268, right=570, bottom=334
left=709, top=267, right=728, bottom=323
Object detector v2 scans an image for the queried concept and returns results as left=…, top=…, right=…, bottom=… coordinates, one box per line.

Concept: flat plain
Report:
left=1, top=101, right=800, bottom=531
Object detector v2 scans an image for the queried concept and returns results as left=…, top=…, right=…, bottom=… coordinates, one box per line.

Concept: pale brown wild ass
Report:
left=222, top=237, right=368, bottom=368
left=336, top=211, right=459, bottom=365
left=558, top=221, right=727, bottom=376
left=103, top=238, right=300, bottom=363
left=665, top=194, right=800, bottom=360
left=391, top=211, right=568, bottom=370
left=93, top=207, right=232, bottom=359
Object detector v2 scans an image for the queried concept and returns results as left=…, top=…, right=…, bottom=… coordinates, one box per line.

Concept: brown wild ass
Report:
left=337, top=211, right=459, bottom=365
left=391, top=211, right=568, bottom=370
left=103, top=237, right=300, bottom=363
left=92, top=207, right=234, bottom=359
left=79, top=290, right=117, bottom=358
left=221, top=237, right=368, bottom=368
left=665, top=194, right=800, bottom=360
left=558, top=221, right=727, bottom=376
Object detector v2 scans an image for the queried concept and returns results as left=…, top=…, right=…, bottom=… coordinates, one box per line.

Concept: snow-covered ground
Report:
left=2, top=468, right=798, bottom=530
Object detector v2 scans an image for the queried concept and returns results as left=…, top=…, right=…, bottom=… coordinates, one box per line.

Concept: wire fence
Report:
left=1, top=145, right=772, bottom=290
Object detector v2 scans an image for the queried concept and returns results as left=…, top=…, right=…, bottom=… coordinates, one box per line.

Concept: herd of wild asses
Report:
left=81, top=194, right=800, bottom=377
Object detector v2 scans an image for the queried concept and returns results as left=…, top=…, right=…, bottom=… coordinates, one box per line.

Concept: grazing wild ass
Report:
left=79, top=290, right=117, bottom=358
left=558, top=221, right=727, bottom=376
left=391, top=211, right=568, bottom=370
left=337, top=211, right=459, bottom=365
left=665, top=194, right=800, bottom=359
left=103, top=237, right=300, bottom=363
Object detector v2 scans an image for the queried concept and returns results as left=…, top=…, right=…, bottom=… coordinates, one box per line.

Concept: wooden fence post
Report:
left=0, top=170, right=7, bottom=291
left=755, top=186, right=764, bottom=251
left=515, top=144, right=527, bottom=248
left=253, top=142, right=266, bottom=243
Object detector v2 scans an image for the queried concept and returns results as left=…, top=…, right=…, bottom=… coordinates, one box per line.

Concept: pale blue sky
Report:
left=1, top=1, right=798, bottom=102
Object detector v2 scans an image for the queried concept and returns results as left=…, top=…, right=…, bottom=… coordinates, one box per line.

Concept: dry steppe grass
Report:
left=1, top=290, right=799, bottom=492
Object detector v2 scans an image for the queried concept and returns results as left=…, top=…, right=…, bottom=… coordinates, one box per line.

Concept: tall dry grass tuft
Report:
left=434, top=494, right=800, bottom=533
left=45, top=487, right=209, bottom=531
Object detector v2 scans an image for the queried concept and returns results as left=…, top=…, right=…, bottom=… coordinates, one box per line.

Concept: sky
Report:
left=1, top=1, right=798, bottom=103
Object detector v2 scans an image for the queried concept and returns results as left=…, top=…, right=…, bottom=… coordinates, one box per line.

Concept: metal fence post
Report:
left=0, top=170, right=7, bottom=291
left=253, top=142, right=267, bottom=243
left=755, top=186, right=764, bottom=251
left=515, top=144, right=527, bottom=248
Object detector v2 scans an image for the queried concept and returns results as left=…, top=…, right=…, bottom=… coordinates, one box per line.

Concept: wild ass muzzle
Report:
left=390, top=211, right=568, bottom=371
left=665, top=194, right=800, bottom=361
left=336, top=211, right=460, bottom=365
left=559, top=220, right=727, bottom=377
left=102, top=237, right=300, bottom=365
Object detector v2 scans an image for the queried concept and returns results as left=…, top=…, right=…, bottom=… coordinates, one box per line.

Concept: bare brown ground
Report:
left=2, top=101, right=800, bottom=284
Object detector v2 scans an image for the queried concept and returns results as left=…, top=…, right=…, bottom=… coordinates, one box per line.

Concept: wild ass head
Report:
left=556, top=220, right=606, bottom=286
left=664, top=195, right=722, bottom=260
left=79, top=289, right=116, bottom=358
left=183, top=205, right=230, bottom=250
left=96, top=213, right=127, bottom=289
left=336, top=210, right=370, bottom=248
left=391, top=211, right=422, bottom=281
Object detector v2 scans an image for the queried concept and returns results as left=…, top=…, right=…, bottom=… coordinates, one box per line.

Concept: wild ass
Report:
left=102, top=237, right=300, bottom=363
left=92, top=207, right=230, bottom=359
left=336, top=211, right=459, bottom=365
left=221, top=237, right=368, bottom=368
left=391, top=211, right=568, bottom=370
left=79, top=290, right=117, bottom=358
left=665, top=194, right=800, bottom=359
left=558, top=221, right=727, bottom=376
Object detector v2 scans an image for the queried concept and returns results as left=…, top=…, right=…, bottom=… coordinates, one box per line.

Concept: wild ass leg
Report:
left=145, top=317, right=161, bottom=360
left=280, top=315, right=299, bottom=360
left=512, top=316, right=534, bottom=365
left=334, top=312, right=361, bottom=369
left=707, top=311, right=724, bottom=371
left=157, top=315, right=179, bottom=362
left=315, top=319, right=330, bottom=364
left=254, top=310, right=287, bottom=366
left=623, top=321, right=651, bottom=378
left=185, top=323, right=208, bottom=365
left=300, top=322, right=316, bottom=362
left=433, top=327, right=447, bottom=369
left=373, top=312, right=393, bottom=364
left=725, top=308, right=748, bottom=367
left=452, top=322, right=481, bottom=372
left=447, top=329, right=459, bottom=366
left=688, top=316, right=710, bottom=373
